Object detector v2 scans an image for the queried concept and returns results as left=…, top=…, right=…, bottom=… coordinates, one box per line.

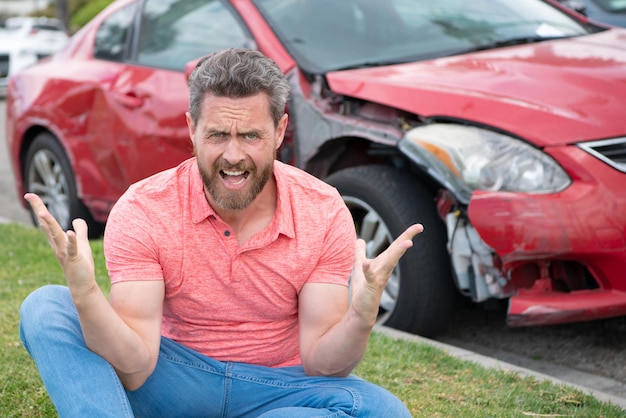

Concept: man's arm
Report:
left=25, top=193, right=164, bottom=390
left=298, top=224, right=423, bottom=377
left=88, top=280, right=163, bottom=390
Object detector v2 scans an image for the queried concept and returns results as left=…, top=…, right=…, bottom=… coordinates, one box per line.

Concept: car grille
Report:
left=578, top=137, right=626, bottom=173
left=0, top=54, right=9, bottom=78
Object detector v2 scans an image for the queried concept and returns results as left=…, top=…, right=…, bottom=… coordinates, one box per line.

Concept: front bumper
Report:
left=468, top=143, right=626, bottom=326
left=508, top=289, right=626, bottom=326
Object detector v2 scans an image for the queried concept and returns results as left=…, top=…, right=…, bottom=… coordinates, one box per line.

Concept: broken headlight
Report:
left=400, top=124, right=571, bottom=202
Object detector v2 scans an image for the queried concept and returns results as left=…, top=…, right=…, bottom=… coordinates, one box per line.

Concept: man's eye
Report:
left=207, top=133, right=226, bottom=142
left=245, top=133, right=258, bottom=141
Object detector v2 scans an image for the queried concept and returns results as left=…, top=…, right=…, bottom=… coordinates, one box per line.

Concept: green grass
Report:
left=1, top=222, right=624, bottom=417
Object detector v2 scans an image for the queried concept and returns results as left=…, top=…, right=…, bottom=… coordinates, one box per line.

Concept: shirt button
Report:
left=224, top=230, right=231, bottom=237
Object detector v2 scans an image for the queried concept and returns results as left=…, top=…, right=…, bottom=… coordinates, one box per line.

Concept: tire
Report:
left=325, top=165, right=456, bottom=337
left=23, top=132, right=104, bottom=238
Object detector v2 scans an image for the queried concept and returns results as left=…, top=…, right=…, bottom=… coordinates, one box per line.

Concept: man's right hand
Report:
left=24, top=193, right=98, bottom=298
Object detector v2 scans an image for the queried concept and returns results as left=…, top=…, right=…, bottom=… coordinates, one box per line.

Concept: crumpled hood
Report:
left=326, top=30, right=626, bottom=147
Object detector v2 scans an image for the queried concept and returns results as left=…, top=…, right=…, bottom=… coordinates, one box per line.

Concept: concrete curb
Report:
left=374, top=325, right=626, bottom=411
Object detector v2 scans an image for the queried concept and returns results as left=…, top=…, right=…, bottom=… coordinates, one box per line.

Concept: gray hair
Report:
left=188, top=48, right=290, bottom=127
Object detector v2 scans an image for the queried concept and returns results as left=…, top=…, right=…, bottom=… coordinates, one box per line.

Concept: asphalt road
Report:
left=0, top=99, right=32, bottom=226
left=1, top=98, right=626, bottom=410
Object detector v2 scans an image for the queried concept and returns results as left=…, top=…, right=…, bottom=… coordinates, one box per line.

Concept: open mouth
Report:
left=220, top=169, right=250, bottom=185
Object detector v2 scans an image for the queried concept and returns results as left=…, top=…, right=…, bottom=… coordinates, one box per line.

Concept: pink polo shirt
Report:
left=104, top=158, right=356, bottom=367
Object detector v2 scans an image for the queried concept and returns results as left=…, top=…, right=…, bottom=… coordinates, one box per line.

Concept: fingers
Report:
left=396, top=223, right=424, bottom=246
left=383, top=223, right=423, bottom=264
left=24, top=192, right=46, bottom=214
left=354, top=238, right=367, bottom=267
left=24, top=192, right=52, bottom=229
left=360, top=224, right=423, bottom=282
left=72, top=218, right=89, bottom=240
left=24, top=192, right=67, bottom=246
left=352, top=239, right=369, bottom=288
left=24, top=193, right=89, bottom=253
left=68, top=219, right=90, bottom=259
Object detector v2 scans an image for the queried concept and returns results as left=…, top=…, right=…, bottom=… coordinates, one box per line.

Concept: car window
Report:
left=94, top=2, right=138, bottom=62
left=136, top=0, right=252, bottom=71
left=5, top=18, right=26, bottom=30
left=33, top=24, right=65, bottom=32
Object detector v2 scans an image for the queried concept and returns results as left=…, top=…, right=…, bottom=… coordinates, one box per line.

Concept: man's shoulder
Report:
left=274, top=161, right=350, bottom=232
left=106, top=158, right=196, bottom=240
left=110, top=158, right=196, bottom=222
left=126, top=158, right=195, bottom=200
left=274, top=161, right=338, bottom=198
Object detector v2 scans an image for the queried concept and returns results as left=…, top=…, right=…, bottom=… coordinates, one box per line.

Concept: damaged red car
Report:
left=6, top=0, right=626, bottom=337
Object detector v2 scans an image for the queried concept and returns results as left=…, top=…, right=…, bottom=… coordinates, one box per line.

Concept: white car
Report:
left=0, top=17, right=69, bottom=95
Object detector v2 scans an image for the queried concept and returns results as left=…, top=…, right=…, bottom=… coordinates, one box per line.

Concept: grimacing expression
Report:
left=190, top=92, right=283, bottom=211
left=197, top=152, right=273, bottom=211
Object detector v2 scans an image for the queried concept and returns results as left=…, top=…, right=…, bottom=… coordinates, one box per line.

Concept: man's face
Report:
left=186, top=92, right=287, bottom=211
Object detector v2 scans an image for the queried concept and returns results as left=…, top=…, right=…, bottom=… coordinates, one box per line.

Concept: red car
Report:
left=6, top=0, right=626, bottom=337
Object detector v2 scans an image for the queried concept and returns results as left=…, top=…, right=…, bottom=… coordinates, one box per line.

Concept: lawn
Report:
left=1, top=222, right=624, bottom=417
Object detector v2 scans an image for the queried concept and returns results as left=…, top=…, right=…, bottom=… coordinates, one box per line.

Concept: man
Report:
left=20, top=48, right=422, bottom=417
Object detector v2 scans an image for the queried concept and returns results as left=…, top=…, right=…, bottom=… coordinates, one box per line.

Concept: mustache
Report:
left=215, top=160, right=253, bottom=172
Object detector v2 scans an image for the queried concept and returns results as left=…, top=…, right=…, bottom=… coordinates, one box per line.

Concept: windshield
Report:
left=594, top=0, right=626, bottom=12
left=254, top=0, right=593, bottom=73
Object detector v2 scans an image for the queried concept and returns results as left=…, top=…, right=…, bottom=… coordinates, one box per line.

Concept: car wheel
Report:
left=325, top=165, right=456, bottom=337
left=23, top=132, right=103, bottom=238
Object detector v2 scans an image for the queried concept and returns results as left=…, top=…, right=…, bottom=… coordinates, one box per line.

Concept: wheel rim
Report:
left=27, top=149, right=71, bottom=229
left=343, top=196, right=400, bottom=322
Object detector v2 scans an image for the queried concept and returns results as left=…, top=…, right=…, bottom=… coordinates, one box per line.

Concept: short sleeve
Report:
left=304, top=191, right=356, bottom=287
left=104, top=188, right=164, bottom=284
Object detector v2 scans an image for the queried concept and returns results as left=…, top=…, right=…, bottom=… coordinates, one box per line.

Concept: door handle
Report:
left=113, top=92, right=144, bottom=109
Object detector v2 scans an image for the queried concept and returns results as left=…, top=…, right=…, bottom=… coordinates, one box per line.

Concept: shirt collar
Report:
left=190, top=160, right=217, bottom=224
left=273, top=161, right=296, bottom=239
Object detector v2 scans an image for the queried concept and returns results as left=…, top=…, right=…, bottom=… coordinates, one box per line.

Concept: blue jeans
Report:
left=20, top=285, right=411, bottom=417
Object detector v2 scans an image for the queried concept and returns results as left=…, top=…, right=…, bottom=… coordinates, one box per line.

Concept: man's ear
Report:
left=185, top=112, right=195, bottom=145
left=275, top=113, right=289, bottom=150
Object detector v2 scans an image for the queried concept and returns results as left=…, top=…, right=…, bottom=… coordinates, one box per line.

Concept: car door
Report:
left=79, top=0, right=144, bottom=202
left=107, top=0, right=255, bottom=188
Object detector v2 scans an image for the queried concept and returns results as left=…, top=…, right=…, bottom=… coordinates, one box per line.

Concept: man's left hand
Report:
left=350, top=223, right=424, bottom=327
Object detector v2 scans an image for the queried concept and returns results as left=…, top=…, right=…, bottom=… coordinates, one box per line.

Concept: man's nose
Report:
left=222, top=137, right=245, bottom=163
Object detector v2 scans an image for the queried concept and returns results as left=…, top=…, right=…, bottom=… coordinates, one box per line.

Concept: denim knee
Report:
left=19, top=285, right=77, bottom=350
left=351, top=378, right=411, bottom=418
left=20, top=284, right=73, bottom=324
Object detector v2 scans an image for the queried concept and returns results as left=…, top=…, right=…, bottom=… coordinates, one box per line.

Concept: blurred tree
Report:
left=71, top=0, right=115, bottom=30
left=32, top=0, right=114, bottom=33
